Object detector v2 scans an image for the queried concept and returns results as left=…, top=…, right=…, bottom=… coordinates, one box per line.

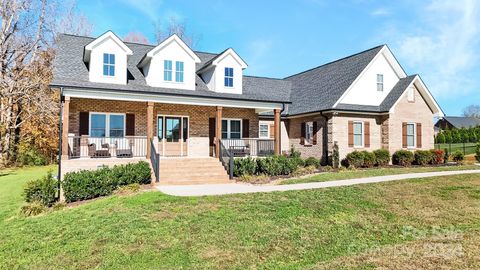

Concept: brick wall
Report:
left=68, top=98, right=259, bottom=156
left=288, top=115, right=327, bottom=160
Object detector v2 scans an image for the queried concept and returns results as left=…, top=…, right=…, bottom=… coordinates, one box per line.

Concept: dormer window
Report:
left=164, top=60, right=173, bottom=81
left=224, top=67, right=234, bottom=87
left=377, top=74, right=383, bottom=91
left=103, top=53, right=115, bottom=76
left=175, top=61, right=184, bottom=83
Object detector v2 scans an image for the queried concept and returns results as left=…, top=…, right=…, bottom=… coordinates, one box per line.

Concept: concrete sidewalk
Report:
left=156, top=169, right=480, bottom=197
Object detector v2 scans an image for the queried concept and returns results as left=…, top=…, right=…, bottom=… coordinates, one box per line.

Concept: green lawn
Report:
left=280, top=165, right=480, bottom=185
left=1, top=166, right=480, bottom=269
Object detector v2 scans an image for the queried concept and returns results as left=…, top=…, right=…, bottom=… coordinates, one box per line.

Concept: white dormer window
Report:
left=376, top=74, right=383, bottom=91
left=103, top=53, right=115, bottom=76
left=164, top=60, right=173, bottom=81
left=224, top=67, right=234, bottom=87
left=175, top=61, right=184, bottom=83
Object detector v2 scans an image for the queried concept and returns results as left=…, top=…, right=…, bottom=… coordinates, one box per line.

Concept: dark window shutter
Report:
left=312, top=121, right=318, bottom=145
left=242, top=119, right=249, bottom=138
left=348, top=121, right=354, bottom=147
left=300, top=122, right=305, bottom=145
left=269, top=124, right=275, bottom=139
left=402, top=122, right=407, bottom=148
left=209, top=118, right=216, bottom=146
left=416, top=123, right=422, bottom=148
left=364, top=121, right=370, bottom=148
left=79, top=112, right=89, bottom=135
left=126, top=114, right=135, bottom=136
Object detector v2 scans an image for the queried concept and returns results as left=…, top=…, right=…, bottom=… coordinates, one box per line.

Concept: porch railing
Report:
left=150, top=138, right=160, bottom=182
left=219, top=140, right=234, bottom=179
left=67, top=136, right=147, bottom=159
left=221, top=138, right=275, bottom=157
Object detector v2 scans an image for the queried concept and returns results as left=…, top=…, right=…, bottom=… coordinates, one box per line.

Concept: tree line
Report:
left=435, top=126, right=480, bottom=144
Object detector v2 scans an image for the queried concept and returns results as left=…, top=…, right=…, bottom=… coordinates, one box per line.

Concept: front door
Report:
left=158, top=116, right=188, bottom=156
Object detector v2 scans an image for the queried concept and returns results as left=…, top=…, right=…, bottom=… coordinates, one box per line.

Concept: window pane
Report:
left=407, top=124, right=415, bottom=135
left=110, top=115, right=124, bottom=129
left=230, top=132, right=241, bottom=139
left=103, top=65, right=108, bottom=76
left=103, top=53, right=108, bottom=63
left=225, top=67, right=228, bottom=76
left=110, top=129, right=123, bottom=137
left=158, top=117, right=163, bottom=139
left=183, top=118, right=188, bottom=142
left=91, top=114, right=106, bottom=129
left=91, top=129, right=106, bottom=137
left=353, top=123, right=362, bottom=135
left=166, top=118, right=180, bottom=142
left=230, top=120, right=241, bottom=133
left=109, top=65, right=115, bottom=76
left=221, top=120, right=228, bottom=133
left=354, top=135, right=362, bottom=146
left=110, top=54, right=115, bottom=64
left=407, top=136, right=415, bottom=147
left=222, top=132, right=228, bottom=139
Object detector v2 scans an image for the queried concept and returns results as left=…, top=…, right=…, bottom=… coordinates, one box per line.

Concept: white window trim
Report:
left=89, top=112, right=126, bottom=137
left=224, top=67, right=234, bottom=88
left=222, top=118, right=242, bottom=139
left=175, top=61, right=184, bottom=83
left=259, top=123, right=270, bottom=138
left=163, top=60, right=173, bottom=82
left=305, top=121, right=314, bottom=145
left=353, top=121, right=364, bottom=148
left=376, top=74, right=384, bottom=91
left=406, top=122, right=416, bottom=149
left=102, top=53, right=115, bottom=78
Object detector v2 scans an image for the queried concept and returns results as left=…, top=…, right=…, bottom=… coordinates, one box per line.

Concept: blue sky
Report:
left=76, top=0, right=480, bottom=116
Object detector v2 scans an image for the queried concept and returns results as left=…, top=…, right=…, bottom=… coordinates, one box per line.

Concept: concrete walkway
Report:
left=156, top=169, right=480, bottom=197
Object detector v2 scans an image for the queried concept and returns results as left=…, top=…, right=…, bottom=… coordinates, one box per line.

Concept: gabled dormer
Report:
left=198, top=48, right=248, bottom=94
left=335, top=45, right=407, bottom=106
left=83, top=31, right=133, bottom=85
left=138, top=34, right=201, bottom=90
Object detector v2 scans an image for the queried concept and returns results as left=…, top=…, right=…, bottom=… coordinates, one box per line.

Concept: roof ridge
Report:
left=284, top=44, right=385, bottom=79
left=244, top=75, right=284, bottom=81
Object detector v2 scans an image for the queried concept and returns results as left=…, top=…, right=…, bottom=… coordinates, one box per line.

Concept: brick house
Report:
left=52, top=31, right=443, bottom=184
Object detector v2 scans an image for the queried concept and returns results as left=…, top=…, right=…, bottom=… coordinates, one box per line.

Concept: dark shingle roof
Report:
left=284, top=45, right=384, bottom=115
left=334, top=75, right=417, bottom=113
left=52, top=34, right=291, bottom=104
left=439, top=116, right=480, bottom=128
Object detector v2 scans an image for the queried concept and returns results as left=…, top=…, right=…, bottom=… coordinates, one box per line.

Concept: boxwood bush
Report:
left=345, top=151, right=365, bottom=168
left=414, top=150, right=434, bottom=166
left=304, top=157, right=320, bottom=168
left=392, top=150, right=414, bottom=166
left=23, top=171, right=57, bottom=207
left=62, top=161, right=151, bottom=203
left=452, top=151, right=465, bottom=164
left=362, top=151, right=376, bottom=168
left=373, top=149, right=390, bottom=166
left=233, top=157, right=257, bottom=177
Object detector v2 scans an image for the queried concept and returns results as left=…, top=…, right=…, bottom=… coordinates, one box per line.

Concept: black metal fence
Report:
left=221, top=139, right=275, bottom=157
left=435, top=142, right=478, bottom=155
left=150, top=138, right=160, bottom=182
left=219, top=140, right=234, bottom=179
left=67, top=136, right=147, bottom=158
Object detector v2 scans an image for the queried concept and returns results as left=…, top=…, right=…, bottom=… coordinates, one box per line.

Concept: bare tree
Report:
left=0, top=0, right=92, bottom=165
left=124, top=31, right=150, bottom=44
left=55, top=0, right=92, bottom=36
left=154, top=17, right=200, bottom=48
left=463, top=105, right=480, bottom=118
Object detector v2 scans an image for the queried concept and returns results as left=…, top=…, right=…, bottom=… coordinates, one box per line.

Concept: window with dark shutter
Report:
left=402, top=122, right=408, bottom=148
left=416, top=123, right=422, bottom=148
left=348, top=121, right=354, bottom=147
left=364, top=121, right=370, bottom=148
left=126, top=114, right=135, bottom=136
left=242, top=119, right=249, bottom=138
left=79, top=112, right=89, bottom=135
left=300, top=122, right=306, bottom=145
left=312, top=121, right=318, bottom=145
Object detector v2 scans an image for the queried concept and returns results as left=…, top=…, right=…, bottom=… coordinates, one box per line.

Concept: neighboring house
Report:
left=435, top=116, right=480, bottom=130
left=52, top=31, right=444, bottom=183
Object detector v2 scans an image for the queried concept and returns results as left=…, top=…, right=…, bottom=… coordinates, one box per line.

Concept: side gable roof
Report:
left=284, top=45, right=384, bottom=115
left=437, top=116, right=480, bottom=128
left=197, top=48, right=248, bottom=73
left=83, top=31, right=133, bottom=62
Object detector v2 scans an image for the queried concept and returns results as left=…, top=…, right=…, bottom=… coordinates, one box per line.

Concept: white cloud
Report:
left=371, top=8, right=390, bottom=17
left=119, top=0, right=162, bottom=21
left=394, top=0, right=480, bottom=98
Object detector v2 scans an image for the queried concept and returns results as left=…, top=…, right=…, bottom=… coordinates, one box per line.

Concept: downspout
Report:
left=319, top=111, right=329, bottom=165
left=57, top=87, right=64, bottom=200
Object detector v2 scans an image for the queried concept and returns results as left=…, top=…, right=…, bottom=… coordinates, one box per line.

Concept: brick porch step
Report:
left=158, top=157, right=230, bottom=185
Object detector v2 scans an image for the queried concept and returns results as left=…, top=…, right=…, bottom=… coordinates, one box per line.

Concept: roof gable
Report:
left=138, top=34, right=200, bottom=67
left=197, top=48, right=247, bottom=73
left=83, top=31, right=132, bottom=62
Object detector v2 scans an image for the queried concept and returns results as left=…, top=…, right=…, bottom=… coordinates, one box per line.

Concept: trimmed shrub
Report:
left=373, top=149, right=390, bottom=166
left=23, top=171, right=57, bottom=207
left=257, top=156, right=283, bottom=176
left=20, top=201, right=47, bottom=216
left=414, top=150, right=434, bottom=166
left=430, top=149, right=445, bottom=165
left=345, top=151, right=365, bottom=168
left=280, top=155, right=301, bottom=175
left=304, top=157, right=320, bottom=168
left=392, top=150, right=414, bottom=166
left=62, top=161, right=151, bottom=203
left=362, top=151, right=376, bottom=168
left=452, top=151, right=464, bottom=164
left=475, top=143, right=480, bottom=163
left=332, top=142, right=340, bottom=169
left=233, top=157, right=257, bottom=177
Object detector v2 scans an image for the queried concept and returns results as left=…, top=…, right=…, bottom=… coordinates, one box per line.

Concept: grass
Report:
left=1, top=166, right=480, bottom=269
left=435, top=143, right=478, bottom=155
left=280, top=165, right=480, bottom=185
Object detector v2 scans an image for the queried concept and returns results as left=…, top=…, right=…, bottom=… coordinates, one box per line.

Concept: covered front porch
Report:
left=60, top=93, right=283, bottom=182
